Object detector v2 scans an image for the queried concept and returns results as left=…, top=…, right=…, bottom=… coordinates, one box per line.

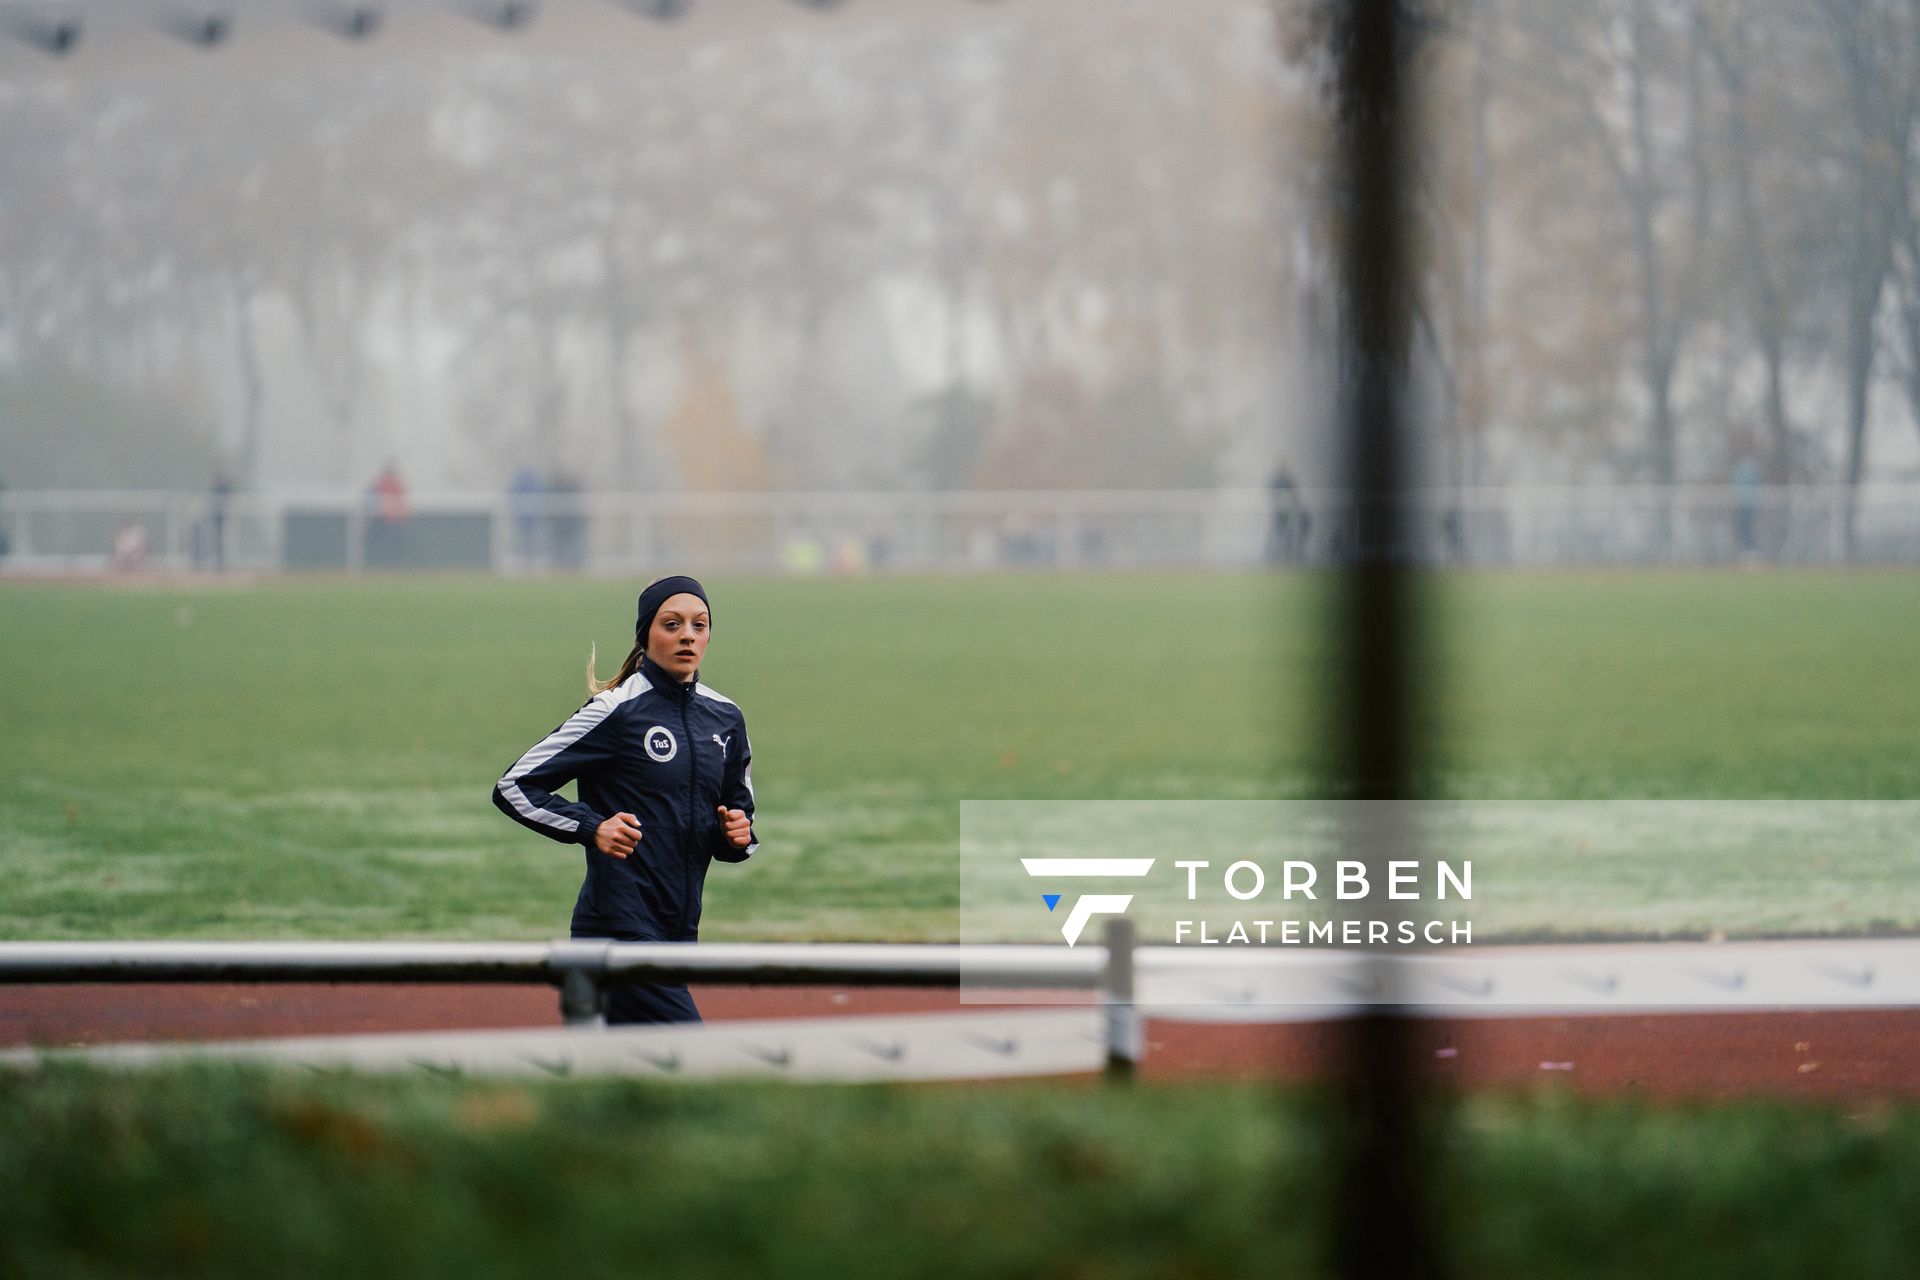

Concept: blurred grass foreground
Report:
left=3, top=1064, right=1918, bottom=1280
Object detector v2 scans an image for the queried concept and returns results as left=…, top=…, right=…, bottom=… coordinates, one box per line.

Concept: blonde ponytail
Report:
left=588, top=638, right=648, bottom=696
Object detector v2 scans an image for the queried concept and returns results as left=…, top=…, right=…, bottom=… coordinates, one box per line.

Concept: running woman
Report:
left=491, top=575, right=756, bottom=1024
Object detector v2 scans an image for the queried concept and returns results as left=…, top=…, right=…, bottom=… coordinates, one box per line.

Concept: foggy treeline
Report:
left=2, top=0, right=1920, bottom=513
left=0, top=1, right=1289, bottom=495
left=1397, top=0, right=1920, bottom=511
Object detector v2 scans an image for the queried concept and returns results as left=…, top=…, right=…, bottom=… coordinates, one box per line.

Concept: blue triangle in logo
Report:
left=1042, top=894, right=1061, bottom=912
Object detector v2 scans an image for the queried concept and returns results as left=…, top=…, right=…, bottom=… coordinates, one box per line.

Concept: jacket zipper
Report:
left=679, top=690, right=696, bottom=929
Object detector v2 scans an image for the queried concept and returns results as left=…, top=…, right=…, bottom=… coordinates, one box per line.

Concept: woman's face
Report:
left=645, top=592, right=711, bottom=682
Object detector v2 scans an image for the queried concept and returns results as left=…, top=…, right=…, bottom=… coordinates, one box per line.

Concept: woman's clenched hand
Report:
left=717, top=806, right=752, bottom=849
left=594, top=812, right=642, bottom=858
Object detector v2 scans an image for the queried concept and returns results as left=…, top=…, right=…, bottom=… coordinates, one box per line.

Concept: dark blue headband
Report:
left=635, top=575, right=709, bottom=639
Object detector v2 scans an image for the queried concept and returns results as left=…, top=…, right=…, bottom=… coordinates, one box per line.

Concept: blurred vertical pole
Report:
left=1101, top=916, right=1139, bottom=1082
left=1324, top=2, right=1446, bottom=1280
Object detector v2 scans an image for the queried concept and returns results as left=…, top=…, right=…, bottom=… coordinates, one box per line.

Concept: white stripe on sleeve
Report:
left=495, top=671, right=650, bottom=836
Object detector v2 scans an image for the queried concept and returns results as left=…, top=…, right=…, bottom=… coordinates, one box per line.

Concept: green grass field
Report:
left=4, top=571, right=1919, bottom=941
left=3, top=1065, right=1916, bottom=1280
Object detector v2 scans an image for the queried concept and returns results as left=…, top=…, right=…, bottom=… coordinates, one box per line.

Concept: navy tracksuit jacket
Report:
left=491, top=656, right=756, bottom=1021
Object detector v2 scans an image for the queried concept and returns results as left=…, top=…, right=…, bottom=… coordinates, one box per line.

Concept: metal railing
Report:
left=0, top=922, right=1143, bottom=1079
left=7, top=483, right=1920, bottom=574
left=10, top=930, right=1920, bottom=1080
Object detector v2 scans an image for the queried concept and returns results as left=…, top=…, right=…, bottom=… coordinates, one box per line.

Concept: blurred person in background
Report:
left=1732, top=447, right=1763, bottom=562
left=369, top=461, right=409, bottom=522
left=1266, top=464, right=1309, bottom=565
left=204, top=468, right=234, bottom=573
left=547, top=469, right=586, bottom=571
left=365, top=461, right=410, bottom=567
left=507, top=464, right=545, bottom=568
left=491, top=575, right=758, bottom=1024
left=110, top=521, right=150, bottom=573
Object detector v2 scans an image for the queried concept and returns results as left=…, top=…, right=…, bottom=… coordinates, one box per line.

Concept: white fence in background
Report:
left=4, top=484, right=1920, bottom=574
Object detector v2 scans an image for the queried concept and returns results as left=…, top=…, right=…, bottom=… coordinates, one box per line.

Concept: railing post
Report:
left=560, top=969, right=606, bottom=1027
left=550, top=940, right=611, bottom=1029
left=1101, top=916, right=1139, bottom=1082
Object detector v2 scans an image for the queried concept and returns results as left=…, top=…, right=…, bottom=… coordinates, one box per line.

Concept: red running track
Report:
left=5, top=984, right=1918, bottom=1101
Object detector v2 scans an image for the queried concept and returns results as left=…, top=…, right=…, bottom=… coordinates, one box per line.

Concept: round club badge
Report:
left=644, top=725, right=678, bottom=762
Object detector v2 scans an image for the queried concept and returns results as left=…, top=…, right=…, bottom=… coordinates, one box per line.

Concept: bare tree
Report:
left=1696, top=0, right=1830, bottom=484
left=1498, top=0, right=1713, bottom=514
left=1812, top=0, right=1920, bottom=555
